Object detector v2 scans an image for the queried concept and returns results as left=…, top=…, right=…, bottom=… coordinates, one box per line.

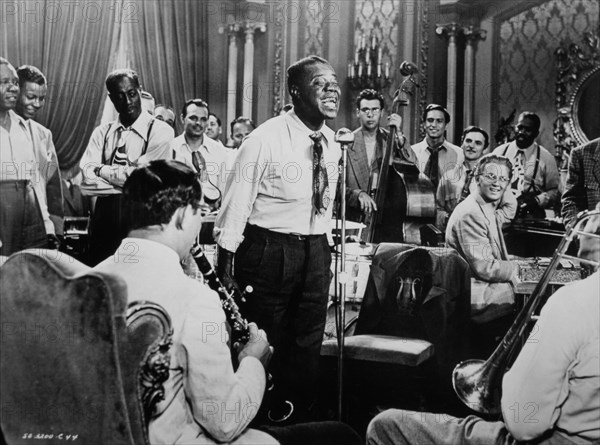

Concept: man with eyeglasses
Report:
left=214, top=56, right=342, bottom=424
left=435, top=126, right=516, bottom=230
left=493, top=111, right=559, bottom=219
left=411, top=103, right=462, bottom=190
left=346, top=89, right=416, bottom=224
left=445, top=153, right=519, bottom=325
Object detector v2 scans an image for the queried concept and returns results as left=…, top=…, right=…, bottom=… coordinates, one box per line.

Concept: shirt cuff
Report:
left=213, top=227, right=245, bottom=252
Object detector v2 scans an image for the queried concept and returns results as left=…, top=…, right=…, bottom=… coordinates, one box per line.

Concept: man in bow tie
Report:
left=214, top=55, right=341, bottom=424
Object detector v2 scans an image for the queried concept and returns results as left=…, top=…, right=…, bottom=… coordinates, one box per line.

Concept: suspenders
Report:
left=502, top=143, right=540, bottom=194
left=101, top=118, right=155, bottom=165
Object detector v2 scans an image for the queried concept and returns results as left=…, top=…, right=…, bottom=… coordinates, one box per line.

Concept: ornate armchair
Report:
left=0, top=250, right=172, bottom=445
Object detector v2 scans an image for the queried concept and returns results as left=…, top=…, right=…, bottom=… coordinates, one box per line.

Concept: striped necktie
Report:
left=112, top=128, right=130, bottom=166
left=511, top=149, right=525, bottom=196
left=310, top=132, right=330, bottom=215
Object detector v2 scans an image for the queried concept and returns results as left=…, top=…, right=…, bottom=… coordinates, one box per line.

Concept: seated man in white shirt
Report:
left=96, top=159, right=362, bottom=445
left=367, top=202, right=600, bottom=445
left=0, top=58, right=61, bottom=254
left=171, top=99, right=232, bottom=215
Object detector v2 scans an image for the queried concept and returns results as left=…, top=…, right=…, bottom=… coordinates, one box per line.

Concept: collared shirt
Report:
left=95, top=238, right=275, bottom=445
left=171, top=133, right=232, bottom=202
left=214, top=110, right=341, bottom=252
left=436, top=162, right=517, bottom=229
left=493, top=140, right=559, bottom=208
left=0, top=110, right=54, bottom=233
left=79, top=111, right=173, bottom=192
left=502, top=271, right=600, bottom=443
left=412, top=138, right=464, bottom=179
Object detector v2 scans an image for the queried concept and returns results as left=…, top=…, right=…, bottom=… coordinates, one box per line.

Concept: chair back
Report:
left=0, top=250, right=169, bottom=444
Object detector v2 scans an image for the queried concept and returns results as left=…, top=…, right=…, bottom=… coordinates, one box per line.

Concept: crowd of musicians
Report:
left=1, top=53, right=599, bottom=445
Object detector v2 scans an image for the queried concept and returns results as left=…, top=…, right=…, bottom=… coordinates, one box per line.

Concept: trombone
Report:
left=452, top=209, right=600, bottom=415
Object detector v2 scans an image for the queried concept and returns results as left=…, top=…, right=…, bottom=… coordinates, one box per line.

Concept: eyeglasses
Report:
left=359, top=107, right=381, bottom=115
left=480, top=172, right=510, bottom=184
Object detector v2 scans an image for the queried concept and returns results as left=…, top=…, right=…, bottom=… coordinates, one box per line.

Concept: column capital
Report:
left=462, top=26, right=487, bottom=45
left=435, top=23, right=461, bottom=39
left=218, top=22, right=243, bottom=36
left=244, top=21, right=267, bottom=40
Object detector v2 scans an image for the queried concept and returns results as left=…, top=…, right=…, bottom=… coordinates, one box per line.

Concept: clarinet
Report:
left=190, top=243, right=251, bottom=345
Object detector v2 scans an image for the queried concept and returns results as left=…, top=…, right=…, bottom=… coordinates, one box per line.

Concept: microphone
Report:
left=335, top=128, right=355, bottom=147
left=399, top=61, right=419, bottom=76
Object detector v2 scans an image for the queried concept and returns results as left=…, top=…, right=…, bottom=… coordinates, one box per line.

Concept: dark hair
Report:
left=123, top=160, right=203, bottom=232
left=105, top=69, right=140, bottom=93
left=16, top=65, right=46, bottom=87
left=461, top=125, right=489, bottom=149
left=230, top=116, right=256, bottom=135
left=518, top=111, right=541, bottom=132
left=356, top=89, right=385, bottom=110
left=475, top=153, right=513, bottom=181
left=154, top=104, right=174, bottom=114
left=286, top=55, right=330, bottom=98
left=181, top=98, right=209, bottom=118
left=208, top=112, right=222, bottom=126
left=423, top=103, right=450, bottom=124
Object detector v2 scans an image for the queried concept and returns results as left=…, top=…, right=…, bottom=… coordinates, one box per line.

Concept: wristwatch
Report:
left=93, top=165, right=103, bottom=177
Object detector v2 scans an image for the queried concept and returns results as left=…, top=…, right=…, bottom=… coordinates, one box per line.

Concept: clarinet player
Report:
left=95, top=159, right=361, bottom=445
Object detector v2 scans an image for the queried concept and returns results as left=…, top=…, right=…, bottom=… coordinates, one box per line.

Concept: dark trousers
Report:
left=0, top=180, right=46, bottom=256
left=260, top=420, right=362, bottom=445
left=88, top=194, right=126, bottom=266
left=235, top=224, right=332, bottom=418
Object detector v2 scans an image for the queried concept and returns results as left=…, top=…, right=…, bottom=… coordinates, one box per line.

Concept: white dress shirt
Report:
left=79, top=111, right=173, bottom=193
left=411, top=138, right=464, bottom=178
left=171, top=133, right=232, bottom=202
left=0, top=110, right=54, bottom=233
left=214, top=111, right=341, bottom=252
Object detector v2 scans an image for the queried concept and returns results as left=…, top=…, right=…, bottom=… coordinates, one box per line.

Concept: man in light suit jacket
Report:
left=15, top=65, right=64, bottom=238
left=446, top=153, right=519, bottom=324
left=561, top=137, right=600, bottom=227
left=346, top=89, right=416, bottom=224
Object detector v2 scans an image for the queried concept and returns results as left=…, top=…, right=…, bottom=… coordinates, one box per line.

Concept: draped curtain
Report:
left=1, top=0, right=121, bottom=171
left=2, top=0, right=209, bottom=171
left=126, top=0, right=209, bottom=135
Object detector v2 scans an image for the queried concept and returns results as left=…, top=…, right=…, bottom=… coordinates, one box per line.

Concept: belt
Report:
left=245, top=224, right=325, bottom=242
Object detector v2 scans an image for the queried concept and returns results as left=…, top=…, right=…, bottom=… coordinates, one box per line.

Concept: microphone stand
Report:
left=334, top=128, right=354, bottom=421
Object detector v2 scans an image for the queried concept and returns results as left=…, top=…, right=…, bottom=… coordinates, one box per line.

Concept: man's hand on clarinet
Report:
left=235, top=322, right=273, bottom=370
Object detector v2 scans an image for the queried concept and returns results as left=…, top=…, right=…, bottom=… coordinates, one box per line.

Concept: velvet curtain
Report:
left=1, top=0, right=121, bottom=171
left=126, top=0, right=209, bottom=134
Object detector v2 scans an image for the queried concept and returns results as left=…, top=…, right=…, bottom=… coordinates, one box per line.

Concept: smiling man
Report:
left=436, top=126, right=516, bottom=229
left=214, top=55, right=342, bottom=424
left=493, top=111, right=559, bottom=219
left=79, top=68, right=173, bottom=265
left=446, top=153, right=519, bottom=324
left=411, top=103, right=463, bottom=189
left=171, top=99, right=231, bottom=213
left=0, top=59, right=62, bottom=254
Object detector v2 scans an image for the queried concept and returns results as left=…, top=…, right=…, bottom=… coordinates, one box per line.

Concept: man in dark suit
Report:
left=346, top=89, right=416, bottom=224
left=561, top=137, right=600, bottom=227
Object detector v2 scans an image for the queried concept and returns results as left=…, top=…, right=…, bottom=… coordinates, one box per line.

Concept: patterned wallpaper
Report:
left=495, top=0, right=599, bottom=153
left=304, top=0, right=325, bottom=55
left=354, top=0, right=400, bottom=104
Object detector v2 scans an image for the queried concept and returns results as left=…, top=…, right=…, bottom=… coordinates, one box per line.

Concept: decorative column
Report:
left=462, top=26, right=487, bottom=126
left=435, top=23, right=460, bottom=143
left=219, top=23, right=241, bottom=135
left=242, top=21, right=266, bottom=118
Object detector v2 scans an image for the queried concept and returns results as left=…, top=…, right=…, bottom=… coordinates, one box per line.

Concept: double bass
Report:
left=363, top=61, right=436, bottom=244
